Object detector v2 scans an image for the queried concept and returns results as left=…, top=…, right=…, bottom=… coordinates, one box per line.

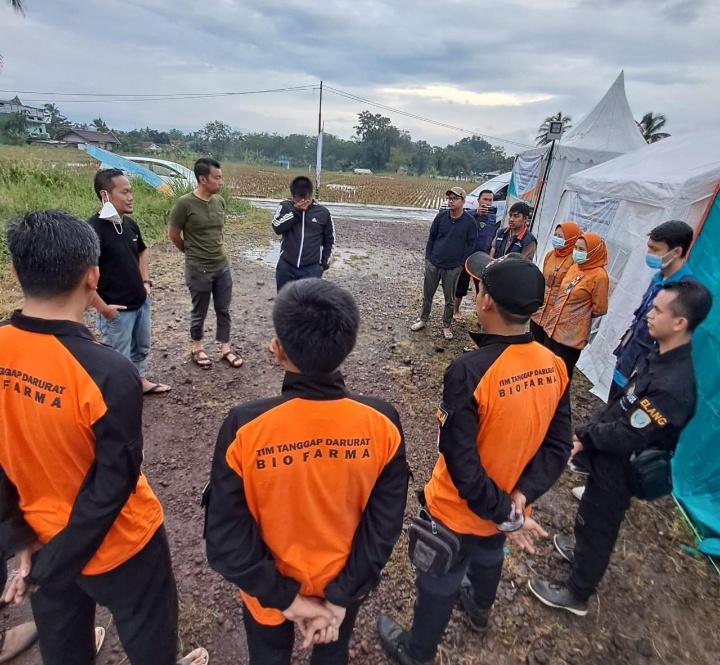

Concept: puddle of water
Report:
left=244, top=242, right=371, bottom=272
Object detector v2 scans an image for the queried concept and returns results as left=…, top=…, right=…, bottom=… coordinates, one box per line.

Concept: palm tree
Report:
left=1, top=1, right=26, bottom=71
left=536, top=112, right=572, bottom=147
left=637, top=112, right=670, bottom=144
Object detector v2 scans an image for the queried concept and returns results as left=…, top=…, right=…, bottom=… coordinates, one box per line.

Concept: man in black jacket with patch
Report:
left=529, top=280, right=712, bottom=616
left=271, top=176, right=335, bottom=292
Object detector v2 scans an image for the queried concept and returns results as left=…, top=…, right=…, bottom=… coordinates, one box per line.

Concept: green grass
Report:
left=0, top=150, right=264, bottom=268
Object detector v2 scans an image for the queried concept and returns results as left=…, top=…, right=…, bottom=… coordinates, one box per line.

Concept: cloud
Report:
left=0, top=0, right=718, bottom=153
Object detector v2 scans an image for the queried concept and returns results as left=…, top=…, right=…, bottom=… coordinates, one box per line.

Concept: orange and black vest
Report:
left=205, top=371, right=408, bottom=625
left=425, top=332, right=571, bottom=536
left=0, top=312, right=163, bottom=587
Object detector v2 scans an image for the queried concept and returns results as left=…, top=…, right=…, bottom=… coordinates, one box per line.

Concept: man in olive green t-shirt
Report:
left=168, top=158, right=243, bottom=369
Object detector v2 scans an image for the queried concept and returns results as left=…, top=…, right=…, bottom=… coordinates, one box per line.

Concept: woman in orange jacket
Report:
left=530, top=222, right=582, bottom=344
left=542, top=232, right=609, bottom=380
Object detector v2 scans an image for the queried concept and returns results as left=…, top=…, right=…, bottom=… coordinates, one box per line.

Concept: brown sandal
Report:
left=221, top=351, right=243, bottom=368
left=191, top=351, right=212, bottom=369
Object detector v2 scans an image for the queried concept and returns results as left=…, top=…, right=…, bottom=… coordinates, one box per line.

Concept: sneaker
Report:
left=376, top=615, right=433, bottom=665
left=553, top=533, right=576, bottom=565
left=568, top=460, right=590, bottom=476
left=572, top=485, right=585, bottom=501
left=459, top=584, right=490, bottom=631
left=410, top=320, right=427, bottom=332
left=527, top=579, right=588, bottom=616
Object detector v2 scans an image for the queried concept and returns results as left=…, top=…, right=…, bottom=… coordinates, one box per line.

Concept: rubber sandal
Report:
left=95, top=627, right=106, bottom=655
left=177, top=647, right=210, bottom=665
left=143, top=382, right=172, bottom=395
left=443, top=329, right=454, bottom=340
left=221, top=351, right=243, bottom=368
left=191, top=351, right=212, bottom=369
left=463, top=344, right=479, bottom=353
left=452, top=315, right=464, bottom=323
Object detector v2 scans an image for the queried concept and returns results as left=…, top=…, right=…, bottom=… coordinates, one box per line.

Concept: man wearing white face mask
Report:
left=609, top=220, right=696, bottom=401
left=88, top=169, right=171, bottom=395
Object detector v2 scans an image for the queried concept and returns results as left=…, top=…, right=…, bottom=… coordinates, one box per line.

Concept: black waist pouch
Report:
left=630, top=448, right=674, bottom=501
left=408, top=509, right=461, bottom=576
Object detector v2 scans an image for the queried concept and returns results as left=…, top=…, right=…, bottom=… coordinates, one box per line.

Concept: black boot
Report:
left=376, top=615, right=434, bottom=665
left=458, top=584, right=489, bottom=631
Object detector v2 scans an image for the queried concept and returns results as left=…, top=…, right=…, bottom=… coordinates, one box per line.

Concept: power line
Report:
left=0, top=85, right=317, bottom=104
left=324, top=85, right=533, bottom=149
left=2, top=81, right=532, bottom=148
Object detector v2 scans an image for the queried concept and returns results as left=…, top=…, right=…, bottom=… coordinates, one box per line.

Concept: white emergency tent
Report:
left=527, top=71, right=647, bottom=250
left=551, top=130, right=720, bottom=397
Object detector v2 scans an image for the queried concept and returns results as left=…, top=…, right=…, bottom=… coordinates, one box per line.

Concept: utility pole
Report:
left=316, top=80, right=323, bottom=196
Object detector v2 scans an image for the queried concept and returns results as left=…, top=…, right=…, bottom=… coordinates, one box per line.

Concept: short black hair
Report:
left=194, top=157, right=221, bottom=180
left=93, top=168, right=125, bottom=200
left=290, top=176, right=313, bottom=199
left=478, top=189, right=494, bottom=199
left=649, top=220, right=694, bottom=257
left=6, top=210, right=100, bottom=299
left=273, top=279, right=360, bottom=374
left=661, top=280, right=712, bottom=332
left=509, top=202, right=531, bottom=217
left=496, top=305, right=530, bottom=326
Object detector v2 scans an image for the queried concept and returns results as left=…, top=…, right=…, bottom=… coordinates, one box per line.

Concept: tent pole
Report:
left=530, top=140, right=556, bottom=234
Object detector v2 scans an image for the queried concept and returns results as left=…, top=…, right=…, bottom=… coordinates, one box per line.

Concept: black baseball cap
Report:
left=465, top=252, right=544, bottom=316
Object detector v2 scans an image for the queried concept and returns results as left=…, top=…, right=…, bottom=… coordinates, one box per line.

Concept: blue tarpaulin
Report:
left=672, top=188, right=720, bottom=556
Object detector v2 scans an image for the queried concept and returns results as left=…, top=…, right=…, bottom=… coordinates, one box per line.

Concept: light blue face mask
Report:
left=573, top=249, right=588, bottom=264
left=645, top=250, right=674, bottom=270
left=551, top=236, right=566, bottom=249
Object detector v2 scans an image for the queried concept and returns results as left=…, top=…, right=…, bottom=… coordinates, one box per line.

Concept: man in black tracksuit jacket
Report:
left=272, top=176, right=335, bottom=292
left=529, top=280, right=712, bottom=616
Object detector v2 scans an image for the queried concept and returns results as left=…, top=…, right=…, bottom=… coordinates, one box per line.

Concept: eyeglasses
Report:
left=446, top=196, right=461, bottom=202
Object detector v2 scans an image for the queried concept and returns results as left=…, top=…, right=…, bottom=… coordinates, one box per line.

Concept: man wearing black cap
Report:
left=410, top=187, right=477, bottom=340
left=378, top=253, right=573, bottom=665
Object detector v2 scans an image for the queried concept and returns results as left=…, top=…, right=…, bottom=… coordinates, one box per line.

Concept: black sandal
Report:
left=221, top=351, right=243, bottom=368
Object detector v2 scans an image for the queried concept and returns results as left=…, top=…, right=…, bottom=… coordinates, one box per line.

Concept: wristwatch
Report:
left=143, top=280, right=153, bottom=287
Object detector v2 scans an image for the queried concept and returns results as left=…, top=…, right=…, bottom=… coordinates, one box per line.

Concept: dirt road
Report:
left=4, top=209, right=718, bottom=665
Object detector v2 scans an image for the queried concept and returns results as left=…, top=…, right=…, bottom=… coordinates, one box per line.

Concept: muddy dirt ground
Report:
left=3, top=210, right=719, bottom=664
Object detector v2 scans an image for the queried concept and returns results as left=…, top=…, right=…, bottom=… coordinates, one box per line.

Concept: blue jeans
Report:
left=97, top=298, right=151, bottom=378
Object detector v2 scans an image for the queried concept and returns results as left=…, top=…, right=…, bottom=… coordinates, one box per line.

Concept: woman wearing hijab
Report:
left=530, top=222, right=582, bottom=344
left=542, top=232, right=609, bottom=380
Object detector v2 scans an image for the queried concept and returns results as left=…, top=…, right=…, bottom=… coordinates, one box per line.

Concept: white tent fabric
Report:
left=528, top=71, right=647, bottom=254
left=552, top=131, right=720, bottom=398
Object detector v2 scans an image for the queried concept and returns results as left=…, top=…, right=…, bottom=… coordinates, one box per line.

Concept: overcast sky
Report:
left=1, top=0, right=718, bottom=154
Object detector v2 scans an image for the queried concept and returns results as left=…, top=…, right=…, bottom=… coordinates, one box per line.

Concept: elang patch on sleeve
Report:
left=437, top=403, right=450, bottom=427
left=639, top=397, right=668, bottom=427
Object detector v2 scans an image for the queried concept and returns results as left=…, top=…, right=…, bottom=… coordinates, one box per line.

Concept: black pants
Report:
left=31, top=526, right=178, bottom=665
left=406, top=531, right=505, bottom=662
left=545, top=338, right=582, bottom=381
left=529, top=320, right=546, bottom=345
left=275, top=260, right=323, bottom=292
left=185, top=263, right=233, bottom=343
left=454, top=268, right=479, bottom=300
left=242, top=600, right=362, bottom=665
left=567, top=453, right=633, bottom=602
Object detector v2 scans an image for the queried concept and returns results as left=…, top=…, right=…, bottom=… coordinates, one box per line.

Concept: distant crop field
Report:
left=222, top=164, right=476, bottom=209
left=0, top=147, right=477, bottom=210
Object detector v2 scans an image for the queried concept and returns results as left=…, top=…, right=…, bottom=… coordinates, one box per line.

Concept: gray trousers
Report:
left=419, top=260, right=462, bottom=327
left=185, top=263, right=233, bottom=343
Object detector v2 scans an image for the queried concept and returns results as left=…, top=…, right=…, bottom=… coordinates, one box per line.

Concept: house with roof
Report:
left=56, top=128, right=121, bottom=151
left=0, top=96, right=49, bottom=137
